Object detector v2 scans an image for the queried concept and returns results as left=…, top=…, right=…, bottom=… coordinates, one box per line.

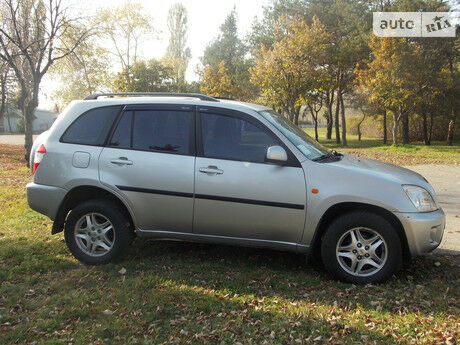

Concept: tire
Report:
left=321, top=212, right=402, bottom=284
left=64, top=199, right=133, bottom=265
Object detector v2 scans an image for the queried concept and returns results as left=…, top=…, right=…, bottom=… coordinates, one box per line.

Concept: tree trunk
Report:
left=402, top=111, right=409, bottom=144
left=24, top=102, right=37, bottom=165
left=422, top=109, right=429, bottom=145
left=0, top=74, right=6, bottom=132
left=334, top=89, right=341, bottom=144
left=447, top=118, right=455, bottom=145
left=287, top=101, right=296, bottom=123
left=357, top=114, right=365, bottom=141
left=6, top=112, right=12, bottom=132
left=428, top=111, right=434, bottom=144
left=446, top=49, right=457, bottom=146
left=392, top=119, right=398, bottom=145
left=308, top=103, right=319, bottom=142
left=326, top=90, right=334, bottom=139
left=392, top=109, right=402, bottom=145
left=383, top=109, right=387, bottom=144
left=19, top=88, right=39, bottom=165
left=340, top=91, right=346, bottom=146
left=294, top=106, right=301, bottom=126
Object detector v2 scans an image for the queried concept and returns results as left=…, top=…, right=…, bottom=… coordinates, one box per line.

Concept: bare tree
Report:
left=98, top=2, right=153, bottom=86
left=0, top=0, right=91, bottom=164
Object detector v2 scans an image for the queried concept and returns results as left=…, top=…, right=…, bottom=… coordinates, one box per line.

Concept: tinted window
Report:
left=132, top=110, right=192, bottom=154
left=201, top=113, right=278, bottom=163
left=109, top=111, right=133, bottom=149
left=61, top=106, right=121, bottom=145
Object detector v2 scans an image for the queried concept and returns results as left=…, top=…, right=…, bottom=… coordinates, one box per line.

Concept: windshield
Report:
left=259, top=110, right=329, bottom=160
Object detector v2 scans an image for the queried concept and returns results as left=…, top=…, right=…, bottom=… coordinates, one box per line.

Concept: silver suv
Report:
left=26, top=93, right=445, bottom=284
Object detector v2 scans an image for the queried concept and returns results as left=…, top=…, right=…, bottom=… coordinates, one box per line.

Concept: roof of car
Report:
left=78, top=94, right=271, bottom=113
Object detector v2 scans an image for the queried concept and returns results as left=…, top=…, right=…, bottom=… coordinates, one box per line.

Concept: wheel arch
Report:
left=310, top=202, right=411, bottom=262
left=52, top=185, right=135, bottom=235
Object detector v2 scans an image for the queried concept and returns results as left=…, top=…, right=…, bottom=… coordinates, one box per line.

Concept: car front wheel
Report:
left=321, top=212, right=402, bottom=284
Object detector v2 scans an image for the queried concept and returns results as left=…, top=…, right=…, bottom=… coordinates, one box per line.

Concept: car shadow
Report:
left=118, top=238, right=457, bottom=316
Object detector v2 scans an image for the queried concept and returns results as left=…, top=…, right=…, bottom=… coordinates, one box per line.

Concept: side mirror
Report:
left=266, top=145, right=288, bottom=163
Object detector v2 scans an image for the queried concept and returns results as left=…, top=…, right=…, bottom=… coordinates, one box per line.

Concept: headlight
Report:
left=402, top=185, right=437, bottom=212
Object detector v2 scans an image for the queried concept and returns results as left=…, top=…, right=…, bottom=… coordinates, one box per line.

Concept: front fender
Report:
left=300, top=159, right=416, bottom=245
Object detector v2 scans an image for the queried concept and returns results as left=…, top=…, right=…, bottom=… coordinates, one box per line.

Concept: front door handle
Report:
left=199, top=165, right=223, bottom=175
left=110, top=157, right=133, bottom=166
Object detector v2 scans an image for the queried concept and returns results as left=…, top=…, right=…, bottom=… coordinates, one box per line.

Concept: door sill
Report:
left=136, top=229, right=309, bottom=254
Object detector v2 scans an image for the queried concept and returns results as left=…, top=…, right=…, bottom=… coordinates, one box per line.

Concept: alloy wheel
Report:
left=336, top=227, right=388, bottom=277
left=74, top=213, right=115, bottom=257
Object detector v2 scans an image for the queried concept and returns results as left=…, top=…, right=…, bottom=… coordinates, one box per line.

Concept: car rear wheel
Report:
left=321, top=212, right=402, bottom=284
left=64, top=199, right=133, bottom=265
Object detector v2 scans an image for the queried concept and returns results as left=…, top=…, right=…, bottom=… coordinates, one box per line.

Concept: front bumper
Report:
left=26, top=182, right=67, bottom=220
left=394, top=208, right=445, bottom=257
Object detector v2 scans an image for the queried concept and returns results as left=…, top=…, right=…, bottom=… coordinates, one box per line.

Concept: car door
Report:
left=99, top=104, right=195, bottom=232
left=193, top=107, right=306, bottom=244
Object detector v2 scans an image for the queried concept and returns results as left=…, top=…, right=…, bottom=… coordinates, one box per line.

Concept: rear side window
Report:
left=109, top=109, right=193, bottom=155
left=61, top=106, right=122, bottom=145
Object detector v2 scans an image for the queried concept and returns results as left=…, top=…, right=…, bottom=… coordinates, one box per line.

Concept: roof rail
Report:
left=84, top=92, right=219, bottom=102
left=214, top=96, right=235, bottom=101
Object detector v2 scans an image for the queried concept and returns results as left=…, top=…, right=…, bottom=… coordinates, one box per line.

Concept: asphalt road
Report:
left=0, top=134, right=38, bottom=145
left=1, top=134, right=458, bottom=254
left=406, top=165, right=460, bottom=256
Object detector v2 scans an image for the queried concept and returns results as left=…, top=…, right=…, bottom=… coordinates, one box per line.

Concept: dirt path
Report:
left=405, top=165, right=460, bottom=255
left=0, top=134, right=39, bottom=145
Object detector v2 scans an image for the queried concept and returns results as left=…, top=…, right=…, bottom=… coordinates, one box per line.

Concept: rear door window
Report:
left=109, top=108, right=194, bottom=155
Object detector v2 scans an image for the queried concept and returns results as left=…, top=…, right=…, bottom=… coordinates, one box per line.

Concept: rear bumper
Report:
left=394, top=209, right=445, bottom=257
left=26, top=182, right=67, bottom=220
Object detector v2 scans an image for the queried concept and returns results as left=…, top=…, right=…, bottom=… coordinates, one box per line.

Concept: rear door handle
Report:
left=110, top=157, right=133, bottom=166
left=199, top=165, right=223, bottom=175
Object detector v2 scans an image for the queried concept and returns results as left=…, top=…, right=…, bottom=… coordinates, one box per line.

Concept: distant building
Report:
left=0, top=108, right=58, bottom=134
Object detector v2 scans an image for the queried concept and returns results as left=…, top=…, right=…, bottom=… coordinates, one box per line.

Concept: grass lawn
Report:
left=304, top=127, right=460, bottom=166
left=0, top=144, right=459, bottom=345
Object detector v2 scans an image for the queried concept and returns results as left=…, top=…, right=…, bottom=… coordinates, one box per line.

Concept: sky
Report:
left=39, top=0, right=270, bottom=108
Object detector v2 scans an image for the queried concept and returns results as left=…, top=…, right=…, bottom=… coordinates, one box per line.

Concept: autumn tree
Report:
left=251, top=17, right=332, bottom=125
left=357, top=36, right=429, bottom=145
left=200, top=61, right=239, bottom=98
left=250, top=0, right=371, bottom=145
left=163, top=3, right=191, bottom=91
left=200, top=9, right=255, bottom=100
left=113, top=59, right=175, bottom=93
left=441, top=38, right=460, bottom=146
left=0, top=0, right=91, bottom=163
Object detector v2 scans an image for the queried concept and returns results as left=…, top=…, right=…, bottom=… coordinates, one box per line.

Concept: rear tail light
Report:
left=32, top=144, right=46, bottom=173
